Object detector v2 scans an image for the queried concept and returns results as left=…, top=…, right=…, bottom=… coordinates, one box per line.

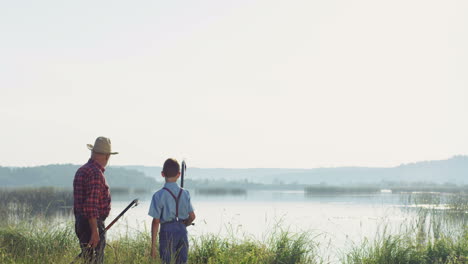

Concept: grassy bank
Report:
left=0, top=215, right=466, bottom=263
left=344, top=230, right=467, bottom=264
left=342, top=193, right=468, bottom=264
left=1, top=188, right=466, bottom=263
left=0, top=222, right=320, bottom=264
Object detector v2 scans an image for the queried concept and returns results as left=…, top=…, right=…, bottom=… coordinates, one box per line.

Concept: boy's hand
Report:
left=184, top=212, right=196, bottom=226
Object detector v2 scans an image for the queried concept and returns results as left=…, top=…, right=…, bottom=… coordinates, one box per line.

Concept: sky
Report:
left=1, top=0, right=467, bottom=168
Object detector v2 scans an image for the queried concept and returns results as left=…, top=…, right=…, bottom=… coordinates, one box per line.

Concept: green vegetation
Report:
left=0, top=221, right=76, bottom=264
left=390, top=184, right=468, bottom=194
left=344, top=231, right=467, bottom=264
left=1, top=215, right=466, bottom=264
left=190, top=231, right=318, bottom=264
left=305, top=183, right=468, bottom=196
left=1, top=188, right=466, bottom=263
left=0, top=187, right=72, bottom=222
left=344, top=193, right=468, bottom=264
left=447, top=194, right=468, bottom=212
left=343, top=204, right=468, bottom=264
left=0, top=222, right=320, bottom=264
left=400, top=192, right=468, bottom=214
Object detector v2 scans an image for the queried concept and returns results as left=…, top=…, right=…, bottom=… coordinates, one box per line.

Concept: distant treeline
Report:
left=304, top=183, right=468, bottom=195
left=304, top=186, right=381, bottom=194
left=2, top=155, right=468, bottom=191
left=0, top=164, right=157, bottom=189
left=122, top=155, right=468, bottom=185
left=195, top=187, right=247, bottom=196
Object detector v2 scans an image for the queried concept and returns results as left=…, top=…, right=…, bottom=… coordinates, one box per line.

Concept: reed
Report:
left=0, top=221, right=321, bottom=264
left=344, top=228, right=467, bottom=264
left=0, top=187, right=73, bottom=222
left=447, top=194, right=468, bottom=212
left=390, top=185, right=468, bottom=194
left=0, top=221, right=77, bottom=263
left=1, top=189, right=466, bottom=263
left=344, top=195, right=468, bottom=264
left=1, top=218, right=466, bottom=264
left=190, top=229, right=319, bottom=264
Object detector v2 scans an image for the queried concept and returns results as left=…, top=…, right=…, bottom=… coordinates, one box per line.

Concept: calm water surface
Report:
left=107, top=190, right=415, bottom=261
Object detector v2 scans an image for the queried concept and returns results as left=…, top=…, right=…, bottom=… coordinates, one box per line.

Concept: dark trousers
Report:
left=159, top=222, right=188, bottom=264
left=75, top=215, right=106, bottom=264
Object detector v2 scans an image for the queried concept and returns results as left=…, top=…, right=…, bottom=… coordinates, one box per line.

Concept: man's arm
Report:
left=184, top=212, right=196, bottom=226
left=88, top=217, right=100, bottom=248
left=151, top=218, right=160, bottom=259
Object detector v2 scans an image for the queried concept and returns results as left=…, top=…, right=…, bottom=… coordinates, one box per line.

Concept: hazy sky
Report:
left=1, top=0, right=467, bottom=168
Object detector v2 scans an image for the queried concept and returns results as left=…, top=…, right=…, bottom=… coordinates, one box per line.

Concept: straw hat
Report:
left=87, top=136, right=119, bottom=155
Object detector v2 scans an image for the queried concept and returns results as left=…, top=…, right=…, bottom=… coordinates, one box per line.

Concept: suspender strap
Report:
left=163, top=187, right=184, bottom=221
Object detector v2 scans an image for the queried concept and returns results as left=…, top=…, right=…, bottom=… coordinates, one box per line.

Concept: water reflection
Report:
left=2, top=188, right=466, bottom=232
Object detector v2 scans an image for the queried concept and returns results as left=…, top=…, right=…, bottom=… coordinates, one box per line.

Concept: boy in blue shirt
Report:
left=149, top=158, right=196, bottom=264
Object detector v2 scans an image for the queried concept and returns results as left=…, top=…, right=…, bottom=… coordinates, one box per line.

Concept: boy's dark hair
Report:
left=162, top=158, right=180, bottom=178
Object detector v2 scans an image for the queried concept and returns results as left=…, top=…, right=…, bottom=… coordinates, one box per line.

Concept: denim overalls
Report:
left=159, top=187, right=188, bottom=264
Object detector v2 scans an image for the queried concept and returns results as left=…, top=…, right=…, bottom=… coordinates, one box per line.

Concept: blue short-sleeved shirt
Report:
left=148, top=182, right=194, bottom=223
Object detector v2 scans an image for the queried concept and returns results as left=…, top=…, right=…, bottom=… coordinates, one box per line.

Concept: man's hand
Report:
left=87, top=217, right=100, bottom=248
left=151, top=247, right=159, bottom=259
left=89, top=230, right=100, bottom=248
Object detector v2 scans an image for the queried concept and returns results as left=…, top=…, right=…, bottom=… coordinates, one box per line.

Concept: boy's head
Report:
left=162, top=158, right=180, bottom=179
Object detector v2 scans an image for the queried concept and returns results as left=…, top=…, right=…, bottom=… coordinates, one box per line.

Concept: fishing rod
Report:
left=105, top=198, right=139, bottom=231
left=181, top=160, right=186, bottom=188
left=180, top=160, right=195, bottom=226
left=70, top=199, right=139, bottom=264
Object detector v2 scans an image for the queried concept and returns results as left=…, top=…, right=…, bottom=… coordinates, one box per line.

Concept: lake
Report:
left=108, top=190, right=421, bottom=261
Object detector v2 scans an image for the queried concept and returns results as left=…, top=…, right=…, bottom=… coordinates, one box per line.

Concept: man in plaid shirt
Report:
left=73, top=136, right=118, bottom=263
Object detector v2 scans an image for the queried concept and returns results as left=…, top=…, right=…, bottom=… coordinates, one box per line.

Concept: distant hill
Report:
left=1, top=156, right=466, bottom=189
left=120, top=156, right=468, bottom=185
left=0, top=164, right=157, bottom=189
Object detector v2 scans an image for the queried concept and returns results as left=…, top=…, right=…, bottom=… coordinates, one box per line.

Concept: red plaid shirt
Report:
left=73, top=159, right=111, bottom=219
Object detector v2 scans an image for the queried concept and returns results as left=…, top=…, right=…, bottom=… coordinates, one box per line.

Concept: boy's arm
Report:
left=184, top=212, right=196, bottom=226
left=151, top=218, right=160, bottom=259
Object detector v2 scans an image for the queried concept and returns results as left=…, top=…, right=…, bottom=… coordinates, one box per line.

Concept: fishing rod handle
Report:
left=105, top=199, right=139, bottom=231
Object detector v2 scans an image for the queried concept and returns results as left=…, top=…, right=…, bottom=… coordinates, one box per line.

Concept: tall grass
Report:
left=0, top=187, right=73, bottom=222
left=344, top=193, right=468, bottom=264
left=343, top=227, right=467, bottom=264
left=0, top=221, right=77, bottom=264
left=0, top=223, right=320, bottom=264
left=2, top=219, right=465, bottom=264
left=190, top=230, right=319, bottom=264
left=1, top=189, right=466, bottom=263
